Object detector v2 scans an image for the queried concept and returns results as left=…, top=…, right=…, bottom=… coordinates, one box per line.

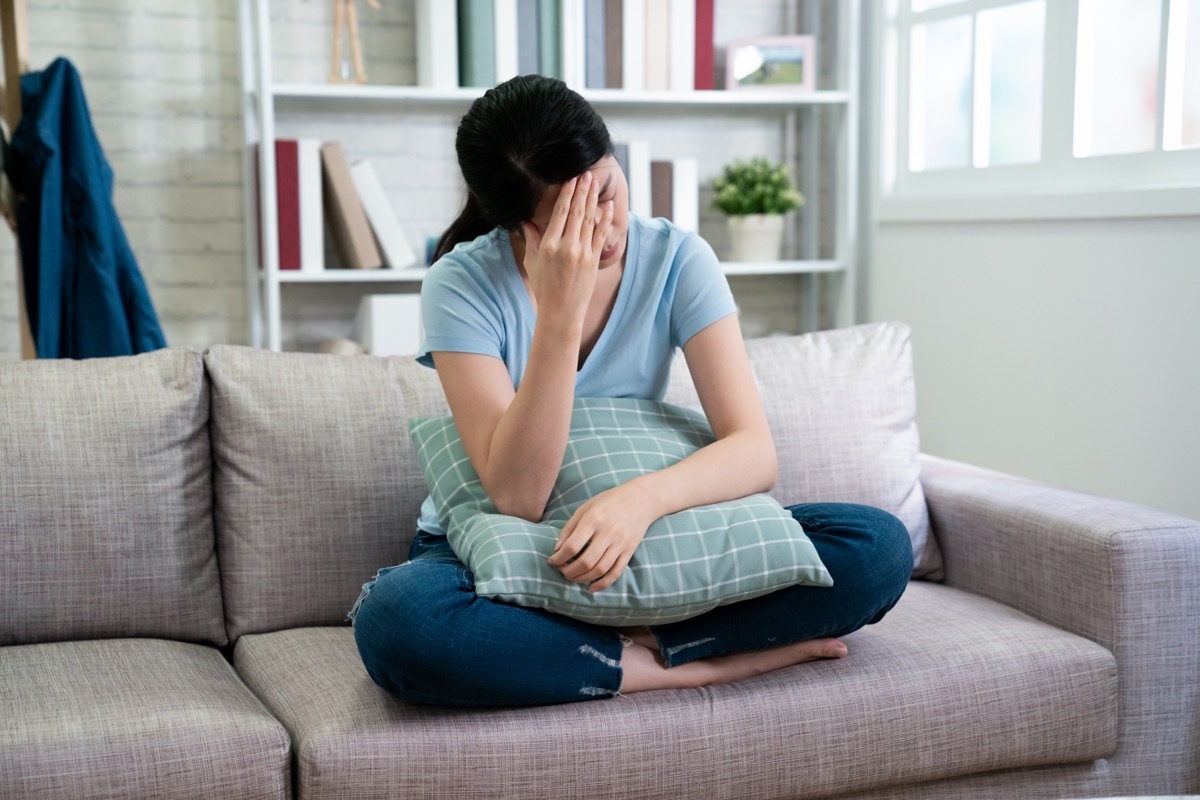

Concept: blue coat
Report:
left=7, top=57, right=165, bottom=359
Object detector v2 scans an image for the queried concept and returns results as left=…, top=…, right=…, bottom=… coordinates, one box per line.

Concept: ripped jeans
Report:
left=349, top=502, right=913, bottom=707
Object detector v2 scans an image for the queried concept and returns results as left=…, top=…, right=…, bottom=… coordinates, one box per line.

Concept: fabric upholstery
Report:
left=0, top=348, right=224, bottom=646
left=234, top=581, right=1115, bottom=800
left=665, top=321, right=941, bottom=578
left=921, top=454, right=1200, bottom=795
left=411, top=398, right=831, bottom=625
left=205, top=346, right=447, bottom=640
left=0, top=638, right=291, bottom=799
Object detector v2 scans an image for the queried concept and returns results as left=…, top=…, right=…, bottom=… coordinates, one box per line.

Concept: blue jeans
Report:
left=350, top=503, right=913, bottom=707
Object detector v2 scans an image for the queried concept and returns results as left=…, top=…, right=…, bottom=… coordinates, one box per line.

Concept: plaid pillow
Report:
left=409, top=398, right=832, bottom=626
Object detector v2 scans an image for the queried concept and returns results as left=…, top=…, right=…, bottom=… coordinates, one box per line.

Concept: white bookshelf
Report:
left=239, top=0, right=860, bottom=352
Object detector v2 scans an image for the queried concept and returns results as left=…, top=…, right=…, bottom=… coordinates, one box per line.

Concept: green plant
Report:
left=711, top=158, right=804, bottom=215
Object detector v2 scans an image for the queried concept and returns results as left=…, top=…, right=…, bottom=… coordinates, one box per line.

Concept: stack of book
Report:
left=260, top=139, right=420, bottom=273
left=615, top=141, right=698, bottom=231
left=417, top=0, right=716, bottom=92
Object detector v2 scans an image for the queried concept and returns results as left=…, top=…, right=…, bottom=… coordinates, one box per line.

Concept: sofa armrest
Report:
left=920, top=453, right=1200, bottom=793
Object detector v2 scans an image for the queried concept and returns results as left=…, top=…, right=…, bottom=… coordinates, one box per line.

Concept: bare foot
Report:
left=618, top=637, right=847, bottom=694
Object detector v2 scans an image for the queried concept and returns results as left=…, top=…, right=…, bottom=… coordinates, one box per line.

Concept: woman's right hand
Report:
left=520, top=171, right=615, bottom=324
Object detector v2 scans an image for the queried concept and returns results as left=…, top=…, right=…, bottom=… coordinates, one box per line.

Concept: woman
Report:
left=350, top=75, right=912, bottom=707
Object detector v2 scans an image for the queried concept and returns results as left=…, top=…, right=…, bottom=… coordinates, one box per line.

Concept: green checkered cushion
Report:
left=409, top=397, right=832, bottom=626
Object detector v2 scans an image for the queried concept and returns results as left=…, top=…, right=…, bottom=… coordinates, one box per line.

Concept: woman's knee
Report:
left=352, top=560, right=472, bottom=703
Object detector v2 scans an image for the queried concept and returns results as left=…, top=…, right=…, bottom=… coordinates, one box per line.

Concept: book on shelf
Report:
left=537, top=0, right=561, bottom=78
left=458, top=0, right=496, bottom=87
left=623, top=140, right=652, bottom=218
left=416, top=0, right=459, bottom=89
left=604, top=0, right=623, bottom=88
left=320, top=142, right=383, bottom=270
left=583, top=0, right=606, bottom=89
left=296, top=138, right=325, bottom=273
left=694, top=0, right=715, bottom=90
left=494, top=0, right=520, bottom=83
left=621, top=0, right=645, bottom=91
left=643, top=1, right=670, bottom=91
left=668, top=0, right=695, bottom=92
left=649, top=157, right=698, bottom=232
left=350, top=159, right=420, bottom=270
left=516, top=0, right=539, bottom=75
left=271, top=139, right=301, bottom=271
left=560, top=0, right=586, bottom=88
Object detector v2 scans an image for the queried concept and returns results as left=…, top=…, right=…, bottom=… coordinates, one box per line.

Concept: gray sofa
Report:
left=2, top=321, right=1197, bottom=800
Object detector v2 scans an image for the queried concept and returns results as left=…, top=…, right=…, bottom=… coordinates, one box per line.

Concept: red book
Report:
left=273, top=140, right=301, bottom=270
left=694, top=0, right=715, bottom=90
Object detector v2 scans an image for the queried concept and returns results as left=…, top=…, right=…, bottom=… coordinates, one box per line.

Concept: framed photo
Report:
left=725, top=36, right=817, bottom=92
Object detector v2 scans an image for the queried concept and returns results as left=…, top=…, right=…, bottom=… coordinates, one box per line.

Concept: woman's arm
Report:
left=549, top=313, right=777, bottom=589
left=433, top=174, right=614, bottom=521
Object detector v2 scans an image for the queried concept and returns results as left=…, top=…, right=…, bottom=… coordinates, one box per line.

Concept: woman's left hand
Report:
left=548, top=482, right=657, bottom=592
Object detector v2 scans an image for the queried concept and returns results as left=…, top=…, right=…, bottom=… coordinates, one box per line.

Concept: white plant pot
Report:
left=727, top=214, right=785, bottom=262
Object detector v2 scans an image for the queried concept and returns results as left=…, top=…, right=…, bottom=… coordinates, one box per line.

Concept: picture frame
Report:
left=725, top=36, right=817, bottom=92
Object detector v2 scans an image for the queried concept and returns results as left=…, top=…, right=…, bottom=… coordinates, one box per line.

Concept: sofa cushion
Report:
left=232, top=582, right=1115, bottom=800
left=0, top=348, right=225, bottom=646
left=205, top=346, right=447, bottom=639
left=412, top=397, right=832, bottom=626
left=0, top=638, right=291, bottom=799
left=666, top=321, right=942, bottom=578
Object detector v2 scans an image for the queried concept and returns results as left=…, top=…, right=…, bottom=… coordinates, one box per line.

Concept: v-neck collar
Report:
left=502, top=220, right=639, bottom=376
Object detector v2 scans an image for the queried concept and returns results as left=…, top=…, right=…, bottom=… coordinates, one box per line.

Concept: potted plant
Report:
left=712, top=158, right=804, bottom=262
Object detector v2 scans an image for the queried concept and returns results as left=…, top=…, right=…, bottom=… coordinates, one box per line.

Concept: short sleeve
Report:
left=669, top=232, right=737, bottom=347
left=416, top=255, right=506, bottom=369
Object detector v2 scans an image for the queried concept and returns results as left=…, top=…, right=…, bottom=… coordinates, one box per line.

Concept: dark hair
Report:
left=433, top=75, right=614, bottom=262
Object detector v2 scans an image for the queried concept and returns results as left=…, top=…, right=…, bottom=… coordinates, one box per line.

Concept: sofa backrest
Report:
left=0, top=348, right=226, bottom=646
left=205, top=346, right=447, bottom=640
left=666, top=321, right=940, bottom=579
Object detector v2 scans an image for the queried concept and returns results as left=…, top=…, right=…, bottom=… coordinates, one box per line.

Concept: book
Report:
left=494, top=0, right=519, bottom=83
left=625, top=140, right=652, bottom=218
left=643, top=1, right=670, bottom=91
left=668, top=0, right=695, bottom=92
left=272, top=140, right=301, bottom=270
left=320, top=142, right=383, bottom=270
left=604, top=0, right=623, bottom=88
left=560, top=0, right=586, bottom=88
left=650, top=160, right=673, bottom=220
left=296, top=138, right=324, bottom=273
left=621, top=0, right=645, bottom=91
left=669, top=157, right=699, bottom=232
left=416, top=0, right=459, bottom=88
left=537, top=0, right=561, bottom=78
left=584, top=0, right=606, bottom=89
left=612, top=142, right=629, bottom=181
left=516, top=0, right=539, bottom=75
left=458, top=0, right=496, bottom=88
left=350, top=159, right=419, bottom=270
left=649, top=158, right=697, bottom=231
left=694, top=0, right=715, bottom=90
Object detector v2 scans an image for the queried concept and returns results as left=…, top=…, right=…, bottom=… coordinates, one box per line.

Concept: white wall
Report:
left=0, top=0, right=247, bottom=356
left=862, top=11, right=1200, bottom=521
left=0, top=0, right=819, bottom=358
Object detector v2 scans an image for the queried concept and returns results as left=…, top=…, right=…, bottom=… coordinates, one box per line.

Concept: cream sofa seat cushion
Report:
left=233, top=582, right=1115, bottom=800
left=0, top=638, right=291, bottom=799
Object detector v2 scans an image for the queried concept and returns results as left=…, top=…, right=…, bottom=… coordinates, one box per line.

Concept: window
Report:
left=879, top=0, right=1200, bottom=218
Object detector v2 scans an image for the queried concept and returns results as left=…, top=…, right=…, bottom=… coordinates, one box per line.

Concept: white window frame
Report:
left=876, top=0, right=1200, bottom=221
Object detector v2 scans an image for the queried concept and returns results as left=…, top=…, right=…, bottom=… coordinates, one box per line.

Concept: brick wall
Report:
left=0, top=0, right=829, bottom=358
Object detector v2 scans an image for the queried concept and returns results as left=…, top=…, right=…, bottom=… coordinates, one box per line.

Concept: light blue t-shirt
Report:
left=415, top=214, right=737, bottom=534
